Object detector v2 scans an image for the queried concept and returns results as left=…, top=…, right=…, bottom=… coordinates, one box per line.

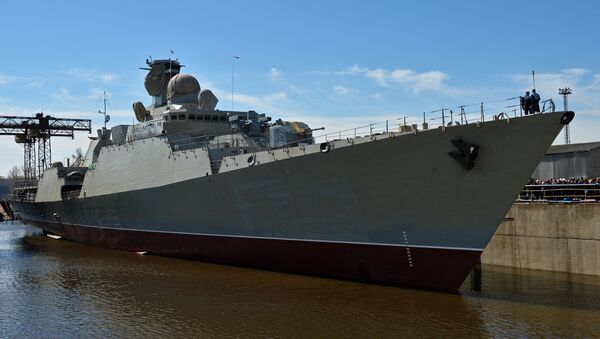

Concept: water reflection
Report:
left=1, top=222, right=599, bottom=337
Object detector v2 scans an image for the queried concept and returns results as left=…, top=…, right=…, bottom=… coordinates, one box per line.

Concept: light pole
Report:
left=559, top=87, right=572, bottom=144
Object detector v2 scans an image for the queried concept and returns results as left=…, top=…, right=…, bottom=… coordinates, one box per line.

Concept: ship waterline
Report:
left=23, top=219, right=483, bottom=291
left=4, top=222, right=600, bottom=337
left=12, top=109, right=571, bottom=291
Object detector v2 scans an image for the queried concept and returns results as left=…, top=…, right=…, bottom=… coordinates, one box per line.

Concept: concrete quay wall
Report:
left=481, top=203, right=600, bottom=275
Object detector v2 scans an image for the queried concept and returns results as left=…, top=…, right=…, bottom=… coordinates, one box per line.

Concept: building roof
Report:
left=546, top=141, right=600, bottom=155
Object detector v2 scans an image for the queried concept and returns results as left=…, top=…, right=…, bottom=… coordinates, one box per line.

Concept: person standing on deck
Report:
left=521, top=91, right=531, bottom=115
left=530, top=89, right=541, bottom=114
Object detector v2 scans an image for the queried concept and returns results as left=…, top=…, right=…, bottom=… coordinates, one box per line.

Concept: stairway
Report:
left=210, top=160, right=222, bottom=175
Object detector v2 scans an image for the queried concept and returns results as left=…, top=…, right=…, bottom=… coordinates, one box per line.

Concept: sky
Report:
left=1, top=0, right=599, bottom=176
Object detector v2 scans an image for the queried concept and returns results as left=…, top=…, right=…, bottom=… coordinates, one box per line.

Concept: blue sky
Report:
left=1, top=0, right=599, bottom=175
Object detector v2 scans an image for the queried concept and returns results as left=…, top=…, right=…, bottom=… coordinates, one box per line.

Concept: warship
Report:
left=10, top=59, right=574, bottom=291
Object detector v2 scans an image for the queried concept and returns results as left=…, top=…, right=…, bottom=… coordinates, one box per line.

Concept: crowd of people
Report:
left=520, top=177, right=600, bottom=202
left=527, top=177, right=600, bottom=185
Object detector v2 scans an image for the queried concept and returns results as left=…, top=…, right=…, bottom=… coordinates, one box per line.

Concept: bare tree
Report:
left=7, top=166, right=23, bottom=194
left=71, top=148, right=84, bottom=166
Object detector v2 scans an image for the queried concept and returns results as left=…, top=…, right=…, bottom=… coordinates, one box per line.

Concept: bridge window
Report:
left=188, top=114, right=196, bottom=120
left=170, top=114, right=177, bottom=120
left=178, top=114, right=186, bottom=120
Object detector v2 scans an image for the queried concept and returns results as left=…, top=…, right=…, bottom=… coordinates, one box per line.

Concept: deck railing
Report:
left=518, top=184, right=600, bottom=202
left=8, top=192, right=36, bottom=202
left=162, top=95, right=557, bottom=152
left=14, top=179, right=38, bottom=190
left=61, top=189, right=81, bottom=200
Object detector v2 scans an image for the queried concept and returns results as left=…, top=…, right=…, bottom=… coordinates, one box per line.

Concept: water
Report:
left=2, top=222, right=600, bottom=337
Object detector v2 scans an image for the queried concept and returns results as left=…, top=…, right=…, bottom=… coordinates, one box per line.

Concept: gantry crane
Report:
left=0, top=113, right=92, bottom=179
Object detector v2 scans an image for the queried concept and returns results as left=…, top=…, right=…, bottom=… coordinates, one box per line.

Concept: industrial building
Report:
left=532, top=141, right=600, bottom=179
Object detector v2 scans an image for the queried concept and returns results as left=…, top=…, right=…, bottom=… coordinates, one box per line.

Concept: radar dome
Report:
left=167, top=74, right=201, bottom=102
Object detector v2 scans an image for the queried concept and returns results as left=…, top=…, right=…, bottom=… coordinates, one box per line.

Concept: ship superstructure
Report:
left=10, top=59, right=574, bottom=291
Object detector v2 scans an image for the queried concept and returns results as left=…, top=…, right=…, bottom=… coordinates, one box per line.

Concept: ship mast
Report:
left=98, top=91, right=109, bottom=130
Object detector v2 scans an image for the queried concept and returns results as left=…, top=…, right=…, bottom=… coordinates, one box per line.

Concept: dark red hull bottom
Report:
left=28, top=220, right=481, bottom=291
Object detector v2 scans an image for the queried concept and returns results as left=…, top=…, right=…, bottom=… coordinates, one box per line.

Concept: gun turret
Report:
left=268, top=120, right=315, bottom=148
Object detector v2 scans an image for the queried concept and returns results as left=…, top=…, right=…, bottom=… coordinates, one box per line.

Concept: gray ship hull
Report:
left=12, top=112, right=569, bottom=290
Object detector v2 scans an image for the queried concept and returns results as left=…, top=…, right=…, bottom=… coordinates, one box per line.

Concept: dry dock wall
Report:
left=481, top=203, right=600, bottom=275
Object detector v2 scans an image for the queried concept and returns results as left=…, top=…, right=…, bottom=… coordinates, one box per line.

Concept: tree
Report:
left=7, top=166, right=23, bottom=193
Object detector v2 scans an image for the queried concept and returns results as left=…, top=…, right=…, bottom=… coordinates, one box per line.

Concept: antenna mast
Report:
left=169, top=49, right=174, bottom=77
left=98, top=91, right=109, bottom=130
left=232, top=55, right=239, bottom=112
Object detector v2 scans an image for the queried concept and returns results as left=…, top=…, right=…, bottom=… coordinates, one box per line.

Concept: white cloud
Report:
left=269, top=68, right=283, bottom=81
left=288, top=84, right=308, bottom=96
left=559, top=111, right=600, bottom=145
left=0, top=74, right=39, bottom=86
left=49, top=87, right=120, bottom=114
left=513, top=68, right=599, bottom=108
left=561, top=68, right=588, bottom=79
left=346, top=65, right=367, bottom=75
left=343, top=65, right=453, bottom=94
left=512, top=69, right=600, bottom=145
left=87, top=88, right=111, bottom=100
left=54, top=87, right=76, bottom=102
left=513, top=68, right=586, bottom=91
left=99, top=74, right=118, bottom=82
left=333, top=85, right=351, bottom=95
left=65, top=68, right=120, bottom=83
left=366, top=68, right=387, bottom=86
left=264, top=92, right=287, bottom=103
left=0, top=74, right=18, bottom=85
left=390, top=69, right=448, bottom=92
left=210, top=90, right=288, bottom=112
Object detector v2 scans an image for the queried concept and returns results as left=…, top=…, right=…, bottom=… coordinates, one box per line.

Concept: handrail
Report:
left=13, top=179, right=38, bottom=189
left=61, top=190, right=81, bottom=200
left=8, top=192, right=36, bottom=202
left=124, top=95, right=556, bottom=154
left=518, top=184, right=600, bottom=202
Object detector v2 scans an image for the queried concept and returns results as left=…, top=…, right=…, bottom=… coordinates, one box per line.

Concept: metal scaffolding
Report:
left=0, top=113, right=92, bottom=179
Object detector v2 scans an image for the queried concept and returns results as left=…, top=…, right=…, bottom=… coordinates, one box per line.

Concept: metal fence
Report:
left=8, top=191, right=36, bottom=202
left=518, top=184, right=600, bottom=202
left=165, top=96, right=556, bottom=152
left=310, top=97, right=555, bottom=145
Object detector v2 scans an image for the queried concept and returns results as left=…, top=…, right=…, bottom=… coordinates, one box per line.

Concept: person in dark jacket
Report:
left=530, top=89, right=541, bottom=114
left=521, top=91, right=531, bottom=115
